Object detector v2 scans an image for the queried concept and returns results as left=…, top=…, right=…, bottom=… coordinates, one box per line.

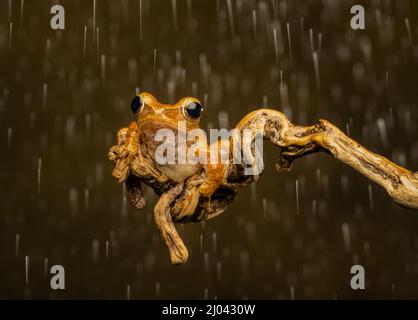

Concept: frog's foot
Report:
left=199, top=195, right=212, bottom=214
left=172, top=186, right=201, bottom=222
left=112, top=158, right=131, bottom=183
left=126, top=175, right=146, bottom=210
left=108, top=127, right=130, bottom=161
left=108, top=145, right=130, bottom=162
left=109, top=146, right=134, bottom=183
left=109, top=122, right=140, bottom=183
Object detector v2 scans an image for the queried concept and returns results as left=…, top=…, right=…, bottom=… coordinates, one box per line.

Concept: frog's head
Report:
left=131, top=92, right=204, bottom=132
left=131, top=92, right=205, bottom=163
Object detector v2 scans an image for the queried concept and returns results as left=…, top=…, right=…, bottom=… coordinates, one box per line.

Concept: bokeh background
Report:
left=1, top=0, right=418, bottom=299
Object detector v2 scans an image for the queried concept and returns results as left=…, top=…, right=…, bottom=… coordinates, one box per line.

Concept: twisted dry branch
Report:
left=109, top=109, right=418, bottom=265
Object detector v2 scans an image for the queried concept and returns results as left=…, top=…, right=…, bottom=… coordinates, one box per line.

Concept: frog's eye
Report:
left=131, top=95, right=144, bottom=114
left=183, top=101, right=204, bottom=120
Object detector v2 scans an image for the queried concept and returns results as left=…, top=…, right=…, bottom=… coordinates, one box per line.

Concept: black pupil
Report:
left=185, top=102, right=203, bottom=119
left=131, top=96, right=142, bottom=114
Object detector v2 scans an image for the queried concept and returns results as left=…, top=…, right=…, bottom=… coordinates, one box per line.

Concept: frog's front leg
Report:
left=154, top=183, right=189, bottom=265
left=109, top=121, right=147, bottom=210
left=109, top=121, right=139, bottom=182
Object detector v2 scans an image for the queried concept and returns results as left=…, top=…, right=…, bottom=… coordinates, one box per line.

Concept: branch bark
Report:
left=233, top=109, right=418, bottom=209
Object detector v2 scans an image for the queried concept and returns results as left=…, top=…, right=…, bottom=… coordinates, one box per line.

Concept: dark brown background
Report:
left=1, top=0, right=418, bottom=299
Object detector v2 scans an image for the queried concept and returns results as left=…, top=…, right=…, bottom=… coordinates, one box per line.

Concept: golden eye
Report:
left=183, top=101, right=204, bottom=119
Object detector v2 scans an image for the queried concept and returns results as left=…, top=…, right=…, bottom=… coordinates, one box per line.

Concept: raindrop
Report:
left=252, top=9, right=257, bottom=39
left=273, top=28, right=279, bottom=64
left=405, top=18, right=413, bottom=50
left=43, top=257, right=48, bottom=276
left=192, top=81, right=198, bottom=97
left=262, top=95, right=268, bottom=108
left=83, top=25, right=87, bottom=59
left=92, top=0, right=96, bottom=43
left=239, top=250, right=249, bottom=272
left=316, top=168, right=321, bottom=189
left=341, top=175, right=349, bottom=196
left=9, top=22, right=12, bottom=49
left=216, top=261, right=222, bottom=281
left=101, top=54, right=106, bottom=87
left=377, top=118, right=389, bottom=148
left=20, top=0, right=24, bottom=24
left=69, top=187, right=79, bottom=215
left=286, top=23, right=293, bottom=64
left=122, top=183, right=128, bottom=216
left=25, top=255, right=29, bottom=285
left=295, top=180, right=300, bottom=215
left=8, top=0, right=12, bottom=22
left=271, top=0, right=277, bottom=19
left=92, top=239, right=100, bottom=262
left=128, top=58, right=137, bottom=83
left=42, top=83, right=48, bottom=111
left=212, top=232, right=217, bottom=253
left=368, top=185, right=374, bottom=211
left=7, top=127, right=12, bottom=148
left=322, top=174, right=330, bottom=197
left=204, top=251, right=210, bottom=273
left=203, top=93, right=208, bottom=108
left=37, top=157, right=42, bottom=195
left=139, top=0, right=143, bottom=40
left=218, top=110, right=229, bottom=129
left=262, top=197, right=267, bottom=218
left=226, top=0, right=235, bottom=38
left=318, top=33, right=322, bottom=57
left=309, top=28, right=314, bottom=54
left=105, top=240, right=110, bottom=259
left=153, top=48, right=157, bottom=76
left=46, top=38, right=51, bottom=57
left=15, top=233, right=20, bottom=258
left=167, top=79, right=175, bottom=103
left=312, top=200, right=317, bottom=216
left=84, top=188, right=90, bottom=212
left=186, top=0, right=193, bottom=22
left=341, top=223, right=351, bottom=252
left=96, top=27, right=100, bottom=62
left=156, top=282, right=160, bottom=296
left=312, top=51, right=320, bottom=90
left=171, top=0, right=178, bottom=32
left=85, top=113, right=91, bottom=137
left=126, top=284, right=131, bottom=300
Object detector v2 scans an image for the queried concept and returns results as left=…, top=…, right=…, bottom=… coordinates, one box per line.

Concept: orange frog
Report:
left=108, top=92, right=228, bottom=264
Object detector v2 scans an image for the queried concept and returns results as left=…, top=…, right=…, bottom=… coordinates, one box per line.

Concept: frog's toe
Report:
left=108, top=151, right=119, bottom=163
left=112, top=159, right=130, bottom=183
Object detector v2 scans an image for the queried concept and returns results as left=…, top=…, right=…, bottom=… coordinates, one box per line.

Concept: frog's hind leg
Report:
left=125, top=175, right=146, bottom=210
left=154, top=183, right=189, bottom=265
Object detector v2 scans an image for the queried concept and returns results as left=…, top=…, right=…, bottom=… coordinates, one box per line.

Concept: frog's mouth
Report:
left=138, top=119, right=181, bottom=134
left=138, top=117, right=198, bottom=133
